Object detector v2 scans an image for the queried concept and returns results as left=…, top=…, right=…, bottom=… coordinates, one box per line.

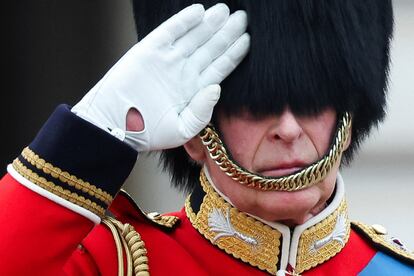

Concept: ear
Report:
left=183, top=136, right=207, bottom=162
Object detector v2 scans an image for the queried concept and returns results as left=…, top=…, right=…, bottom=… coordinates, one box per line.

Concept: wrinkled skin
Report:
left=184, top=108, right=350, bottom=226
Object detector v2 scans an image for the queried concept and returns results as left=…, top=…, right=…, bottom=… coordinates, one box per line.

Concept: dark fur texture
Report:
left=132, top=0, right=394, bottom=192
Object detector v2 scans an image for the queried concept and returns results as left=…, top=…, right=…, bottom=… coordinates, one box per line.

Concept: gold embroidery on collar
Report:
left=21, top=147, right=113, bottom=205
left=13, top=158, right=105, bottom=217
left=295, top=200, right=350, bottom=273
left=186, top=171, right=350, bottom=275
left=186, top=171, right=282, bottom=275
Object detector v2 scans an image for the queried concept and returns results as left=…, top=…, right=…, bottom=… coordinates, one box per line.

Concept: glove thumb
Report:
left=178, top=84, right=221, bottom=139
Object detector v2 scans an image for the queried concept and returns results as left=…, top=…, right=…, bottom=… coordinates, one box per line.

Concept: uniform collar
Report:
left=185, top=169, right=350, bottom=275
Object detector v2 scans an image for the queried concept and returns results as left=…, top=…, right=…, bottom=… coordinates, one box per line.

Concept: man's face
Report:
left=185, top=107, right=345, bottom=225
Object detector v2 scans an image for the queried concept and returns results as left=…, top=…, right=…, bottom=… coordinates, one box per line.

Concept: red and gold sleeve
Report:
left=0, top=104, right=137, bottom=275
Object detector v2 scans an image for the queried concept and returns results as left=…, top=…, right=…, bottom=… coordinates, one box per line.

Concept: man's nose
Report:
left=268, top=109, right=303, bottom=142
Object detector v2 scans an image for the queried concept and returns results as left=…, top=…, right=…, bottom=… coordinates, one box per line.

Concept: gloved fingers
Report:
left=174, top=3, right=230, bottom=57
left=189, top=10, right=248, bottom=73
left=178, top=84, right=221, bottom=139
left=199, top=33, right=250, bottom=87
left=147, top=4, right=205, bottom=47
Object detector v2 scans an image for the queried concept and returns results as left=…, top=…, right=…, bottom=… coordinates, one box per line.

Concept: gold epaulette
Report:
left=119, top=190, right=180, bottom=231
left=351, top=221, right=414, bottom=266
left=146, top=211, right=180, bottom=229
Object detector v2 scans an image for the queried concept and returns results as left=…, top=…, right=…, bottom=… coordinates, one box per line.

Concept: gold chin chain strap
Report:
left=199, top=112, right=352, bottom=192
left=102, top=217, right=150, bottom=276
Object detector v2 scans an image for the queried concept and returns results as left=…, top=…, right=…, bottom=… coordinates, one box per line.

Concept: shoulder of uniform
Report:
left=351, top=221, right=414, bottom=266
left=117, top=189, right=180, bottom=231
left=101, top=191, right=181, bottom=276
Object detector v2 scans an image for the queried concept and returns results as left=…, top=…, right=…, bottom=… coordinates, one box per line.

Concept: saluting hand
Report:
left=72, top=3, right=249, bottom=152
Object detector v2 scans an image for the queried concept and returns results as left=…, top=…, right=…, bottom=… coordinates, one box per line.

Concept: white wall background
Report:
left=124, top=0, right=414, bottom=249
left=343, top=0, right=414, bottom=249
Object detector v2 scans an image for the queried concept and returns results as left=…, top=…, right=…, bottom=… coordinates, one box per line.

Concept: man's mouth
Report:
left=257, top=162, right=307, bottom=177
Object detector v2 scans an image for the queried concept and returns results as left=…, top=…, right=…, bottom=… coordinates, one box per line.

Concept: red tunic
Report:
left=1, top=105, right=413, bottom=275
left=0, top=173, right=405, bottom=276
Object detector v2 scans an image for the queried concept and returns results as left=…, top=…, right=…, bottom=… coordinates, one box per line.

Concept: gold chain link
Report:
left=199, top=113, right=351, bottom=191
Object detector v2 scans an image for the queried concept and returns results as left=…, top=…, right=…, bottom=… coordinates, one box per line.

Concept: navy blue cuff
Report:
left=12, top=104, right=138, bottom=217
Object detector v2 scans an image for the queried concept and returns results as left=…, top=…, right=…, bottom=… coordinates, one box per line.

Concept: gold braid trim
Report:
left=295, top=200, right=350, bottom=274
left=200, top=112, right=352, bottom=191
left=186, top=170, right=350, bottom=275
left=102, top=217, right=150, bottom=276
left=186, top=170, right=282, bottom=275
left=12, top=158, right=105, bottom=217
left=102, top=218, right=125, bottom=276
left=118, top=189, right=180, bottom=230
left=21, top=147, right=113, bottom=205
left=146, top=212, right=180, bottom=229
left=352, top=221, right=414, bottom=264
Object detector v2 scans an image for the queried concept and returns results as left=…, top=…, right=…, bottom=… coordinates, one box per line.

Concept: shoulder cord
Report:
left=102, top=216, right=150, bottom=276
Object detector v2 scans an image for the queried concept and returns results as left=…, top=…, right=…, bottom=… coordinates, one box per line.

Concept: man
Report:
left=0, top=1, right=413, bottom=276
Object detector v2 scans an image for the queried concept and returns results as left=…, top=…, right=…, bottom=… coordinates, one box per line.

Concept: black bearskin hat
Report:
left=132, top=0, right=394, bottom=191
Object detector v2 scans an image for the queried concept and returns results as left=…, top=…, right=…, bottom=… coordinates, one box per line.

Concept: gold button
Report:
left=371, top=224, right=387, bottom=235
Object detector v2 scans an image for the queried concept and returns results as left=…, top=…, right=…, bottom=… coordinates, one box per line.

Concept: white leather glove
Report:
left=72, top=3, right=250, bottom=152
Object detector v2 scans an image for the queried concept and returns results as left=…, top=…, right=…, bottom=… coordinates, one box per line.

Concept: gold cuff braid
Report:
left=21, top=147, right=113, bottom=205
left=12, top=158, right=105, bottom=217
left=199, top=112, right=352, bottom=191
